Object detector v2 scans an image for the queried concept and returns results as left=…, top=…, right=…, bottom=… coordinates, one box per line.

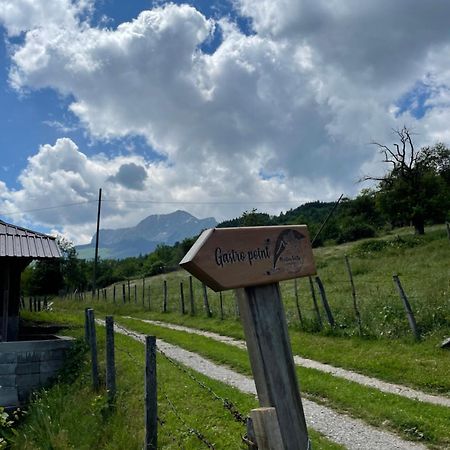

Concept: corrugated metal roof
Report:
left=0, top=220, right=62, bottom=259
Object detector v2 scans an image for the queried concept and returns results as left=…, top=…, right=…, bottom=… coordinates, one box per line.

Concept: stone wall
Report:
left=0, top=336, right=74, bottom=408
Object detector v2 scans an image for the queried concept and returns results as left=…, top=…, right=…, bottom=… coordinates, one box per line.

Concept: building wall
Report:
left=0, top=336, right=74, bottom=408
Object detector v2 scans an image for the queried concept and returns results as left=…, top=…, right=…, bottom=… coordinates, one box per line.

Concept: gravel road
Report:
left=124, top=317, right=450, bottom=408
left=107, top=320, right=428, bottom=450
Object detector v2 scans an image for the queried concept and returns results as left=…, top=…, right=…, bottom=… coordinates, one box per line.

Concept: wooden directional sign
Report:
left=180, top=225, right=316, bottom=291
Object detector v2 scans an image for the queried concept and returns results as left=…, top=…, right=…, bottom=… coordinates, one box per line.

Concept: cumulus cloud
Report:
left=0, top=138, right=299, bottom=244
left=1, top=0, right=450, bottom=241
left=108, top=163, right=148, bottom=190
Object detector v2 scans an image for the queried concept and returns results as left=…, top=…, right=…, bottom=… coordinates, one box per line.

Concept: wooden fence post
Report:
left=393, top=274, right=420, bottom=340
left=84, top=308, right=90, bottom=345
left=105, top=316, right=116, bottom=406
left=148, top=285, right=151, bottom=310
left=202, top=283, right=212, bottom=318
left=122, top=284, right=126, bottom=304
left=308, top=276, right=322, bottom=329
left=87, top=309, right=100, bottom=391
left=162, top=280, right=168, bottom=313
left=179, top=282, right=185, bottom=315
left=315, top=276, right=335, bottom=328
left=294, top=279, right=304, bottom=327
left=219, top=292, right=224, bottom=320
left=237, top=284, right=310, bottom=450
left=142, top=278, right=145, bottom=307
left=189, top=276, right=195, bottom=316
left=134, top=285, right=137, bottom=304
left=344, top=255, right=362, bottom=336
left=127, top=280, right=131, bottom=303
left=113, top=285, right=116, bottom=304
left=145, top=336, right=157, bottom=450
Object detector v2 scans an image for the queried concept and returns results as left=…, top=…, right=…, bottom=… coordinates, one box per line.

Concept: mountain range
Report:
left=76, top=210, right=217, bottom=259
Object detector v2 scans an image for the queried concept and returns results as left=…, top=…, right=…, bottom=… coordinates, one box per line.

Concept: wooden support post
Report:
left=251, top=407, right=284, bottom=450
left=142, top=278, right=145, bottom=307
left=189, top=276, right=195, bottom=316
left=202, top=283, right=212, bottom=318
left=162, top=280, right=168, bottom=313
left=308, top=276, right=322, bottom=329
left=127, top=280, right=131, bottom=303
left=237, top=284, right=310, bottom=449
left=122, top=284, right=126, bottom=304
left=33, top=297, right=37, bottom=312
left=113, top=285, right=116, bottom=304
left=2, top=267, right=10, bottom=342
left=344, top=255, right=362, bottom=336
left=315, top=276, right=335, bottom=328
left=393, top=274, right=420, bottom=340
left=446, top=222, right=450, bottom=240
left=87, top=309, right=100, bottom=391
left=179, top=282, right=185, bottom=315
left=219, top=292, right=224, bottom=320
left=38, top=297, right=41, bottom=312
left=294, top=279, right=304, bottom=327
left=105, top=316, right=116, bottom=406
left=84, top=307, right=90, bottom=344
left=145, top=336, right=157, bottom=450
left=97, top=288, right=100, bottom=301
left=134, top=284, right=137, bottom=304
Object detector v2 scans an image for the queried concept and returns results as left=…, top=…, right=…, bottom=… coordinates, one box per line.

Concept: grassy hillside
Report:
left=71, top=224, right=450, bottom=339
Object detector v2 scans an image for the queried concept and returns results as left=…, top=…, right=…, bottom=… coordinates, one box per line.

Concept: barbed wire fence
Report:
left=111, top=328, right=253, bottom=449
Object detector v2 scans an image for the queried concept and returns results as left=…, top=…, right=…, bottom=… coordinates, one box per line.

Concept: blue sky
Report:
left=0, top=0, right=449, bottom=244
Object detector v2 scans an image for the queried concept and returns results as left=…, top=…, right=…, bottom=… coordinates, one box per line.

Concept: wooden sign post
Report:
left=181, top=226, right=316, bottom=450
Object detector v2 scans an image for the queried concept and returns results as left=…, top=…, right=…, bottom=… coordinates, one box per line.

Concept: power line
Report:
left=0, top=200, right=97, bottom=217
left=0, top=197, right=307, bottom=217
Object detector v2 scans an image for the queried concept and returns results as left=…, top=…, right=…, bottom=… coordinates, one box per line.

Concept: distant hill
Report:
left=76, top=210, right=217, bottom=259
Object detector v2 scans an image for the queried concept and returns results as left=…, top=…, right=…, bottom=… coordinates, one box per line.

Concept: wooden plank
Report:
left=237, top=284, right=310, bottom=450
left=180, top=226, right=316, bottom=291
left=251, top=407, right=284, bottom=450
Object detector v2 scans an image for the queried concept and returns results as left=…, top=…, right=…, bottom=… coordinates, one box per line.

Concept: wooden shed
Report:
left=0, top=219, right=61, bottom=341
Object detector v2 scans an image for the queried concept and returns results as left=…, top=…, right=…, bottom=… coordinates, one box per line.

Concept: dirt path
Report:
left=106, top=320, right=427, bottom=450
left=124, top=317, right=450, bottom=409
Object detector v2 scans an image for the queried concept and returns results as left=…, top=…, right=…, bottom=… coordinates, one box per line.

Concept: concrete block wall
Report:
left=0, top=336, right=74, bottom=408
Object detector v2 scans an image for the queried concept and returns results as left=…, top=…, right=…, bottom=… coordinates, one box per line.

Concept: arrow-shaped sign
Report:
left=180, top=225, right=316, bottom=291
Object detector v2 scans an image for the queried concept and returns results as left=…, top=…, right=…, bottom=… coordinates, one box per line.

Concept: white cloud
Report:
left=1, top=0, right=450, bottom=242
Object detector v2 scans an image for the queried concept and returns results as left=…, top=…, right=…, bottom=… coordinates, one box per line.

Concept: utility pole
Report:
left=92, top=188, right=102, bottom=296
